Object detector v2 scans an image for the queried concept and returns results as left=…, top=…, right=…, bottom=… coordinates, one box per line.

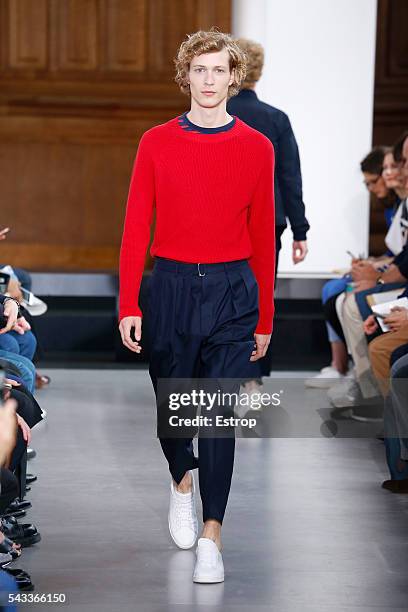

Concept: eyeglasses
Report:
left=363, top=175, right=381, bottom=188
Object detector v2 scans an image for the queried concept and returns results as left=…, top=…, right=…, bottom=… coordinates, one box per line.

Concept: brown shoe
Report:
left=381, top=479, right=408, bottom=493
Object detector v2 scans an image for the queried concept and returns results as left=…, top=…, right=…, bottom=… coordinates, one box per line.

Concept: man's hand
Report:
left=384, top=307, right=408, bottom=332
left=13, top=316, right=31, bottom=335
left=0, top=227, right=10, bottom=241
left=0, top=299, right=19, bottom=334
left=292, top=241, right=308, bottom=264
left=352, top=279, right=376, bottom=293
left=0, top=398, right=17, bottom=468
left=6, top=278, right=23, bottom=302
left=363, top=314, right=379, bottom=335
left=16, top=414, right=31, bottom=444
left=250, top=333, right=271, bottom=361
left=351, top=261, right=378, bottom=282
left=119, top=316, right=142, bottom=353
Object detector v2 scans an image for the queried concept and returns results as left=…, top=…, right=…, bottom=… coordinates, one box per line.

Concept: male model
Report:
left=119, top=29, right=275, bottom=583
left=227, top=38, right=309, bottom=388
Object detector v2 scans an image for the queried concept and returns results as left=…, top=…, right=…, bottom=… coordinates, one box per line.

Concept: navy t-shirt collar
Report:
left=178, top=112, right=236, bottom=134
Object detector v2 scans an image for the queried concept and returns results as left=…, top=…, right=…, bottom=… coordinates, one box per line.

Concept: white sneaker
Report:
left=305, top=366, right=345, bottom=389
left=168, top=471, right=198, bottom=549
left=327, top=378, right=363, bottom=408
left=193, top=538, right=224, bottom=583
left=22, top=294, right=48, bottom=317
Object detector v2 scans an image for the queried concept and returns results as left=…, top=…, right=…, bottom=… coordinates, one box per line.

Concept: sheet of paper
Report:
left=371, top=297, right=408, bottom=332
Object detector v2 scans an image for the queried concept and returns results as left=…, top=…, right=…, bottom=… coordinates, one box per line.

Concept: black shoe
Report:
left=3, top=568, right=34, bottom=592
left=26, top=474, right=37, bottom=484
left=381, top=479, right=408, bottom=493
left=1, top=509, right=26, bottom=520
left=6, top=499, right=32, bottom=514
left=1, top=517, right=41, bottom=547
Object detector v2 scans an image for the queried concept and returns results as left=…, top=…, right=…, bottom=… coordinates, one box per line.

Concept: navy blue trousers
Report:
left=147, top=256, right=259, bottom=524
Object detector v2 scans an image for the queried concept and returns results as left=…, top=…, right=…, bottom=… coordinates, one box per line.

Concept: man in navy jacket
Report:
left=227, top=38, right=310, bottom=383
left=227, top=38, right=310, bottom=273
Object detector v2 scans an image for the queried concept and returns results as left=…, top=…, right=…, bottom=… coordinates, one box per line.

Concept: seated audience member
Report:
left=0, top=296, right=35, bottom=393
left=0, top=382, right=41, bottom=592
left=382, top=148, right=408, bottom=255
left=0, top=228, right=50, bottom=389
left=380, top=344, right=408, bottom=493
left=325, top=131, right=408, bottom=410
left=0, top=281, right=49, bottom=391
left=306, top=145, right=403, bottom=387
left=365, top=297, right=408, bottom=397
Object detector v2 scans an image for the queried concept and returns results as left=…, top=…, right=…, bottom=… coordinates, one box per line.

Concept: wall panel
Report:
left=0, top=0, right=231, bottom=271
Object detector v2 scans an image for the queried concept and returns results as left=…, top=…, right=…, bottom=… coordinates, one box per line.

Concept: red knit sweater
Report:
left=119, top=116, right=275, bottom=334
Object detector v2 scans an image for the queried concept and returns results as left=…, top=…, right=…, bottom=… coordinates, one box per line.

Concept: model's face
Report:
left=187, top=49, right=234, bottom=108
left=363, top=171, right=388, bottom=198
left=382, top=152, right=404, bottom=190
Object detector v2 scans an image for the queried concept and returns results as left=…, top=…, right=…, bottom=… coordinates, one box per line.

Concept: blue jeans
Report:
left=0, top=350, right=35, bottom=393
left=383, top=351, right=408, bottom=480
left=0, top=331, right=37, bottom=360
left=322, top=277, right=350, bottom=342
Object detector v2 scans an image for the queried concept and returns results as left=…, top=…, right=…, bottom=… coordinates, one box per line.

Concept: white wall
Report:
left=232, top=0, right=378, bottom=274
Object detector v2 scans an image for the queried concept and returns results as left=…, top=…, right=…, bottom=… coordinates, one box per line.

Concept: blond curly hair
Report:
left=174, top=28, right=247, bottom=98
left=234, top=38, right=264, bottom=88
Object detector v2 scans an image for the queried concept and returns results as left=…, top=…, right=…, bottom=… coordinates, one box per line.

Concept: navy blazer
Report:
left=227, top=89, right=310, bottom=240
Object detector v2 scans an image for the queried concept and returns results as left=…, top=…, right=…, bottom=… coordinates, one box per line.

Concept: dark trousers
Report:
left=0, top=468, right=18, bottom=514
left=147, top=256, right=259, bottom=524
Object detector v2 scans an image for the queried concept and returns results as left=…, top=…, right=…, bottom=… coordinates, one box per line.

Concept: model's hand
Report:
left=0, top=298, right=19, bottom=334
left=250, top=333, right=271, bottom=361
left=383, top=307, right=408, bottom=332
left=363, top=314, right=378, bottom=335
left=292, top=240, right=308, bottom=264
left=119, top=316, right=142, bottom=353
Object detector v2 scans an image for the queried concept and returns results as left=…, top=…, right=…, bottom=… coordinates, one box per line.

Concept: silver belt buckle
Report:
left=197, top=263, right=206, bottom=277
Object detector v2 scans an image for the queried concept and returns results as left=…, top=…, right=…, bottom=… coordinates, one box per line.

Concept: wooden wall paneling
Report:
left=8, top=0, right=48, bottom=70
left=0, top=0, right=232, bottom=271
left=147, top=0, right=231, bottom=76
left=102, top=0, right=146, bottom=73
left=147, top=0, right=195, bottom=76
left=373, top=0, right=408, bottom=144
left=0, top=0, right=7, bottom=70
left=196, top=0, right=231, bottom=32
left=51, top=0, right=99, bottom=72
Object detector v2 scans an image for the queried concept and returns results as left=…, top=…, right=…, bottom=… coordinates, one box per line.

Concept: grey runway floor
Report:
left=18, top=369, right=408, bottom=612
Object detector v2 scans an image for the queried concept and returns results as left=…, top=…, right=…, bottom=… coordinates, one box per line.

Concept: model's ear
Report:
left=229, top=68, right=235, bottom=86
